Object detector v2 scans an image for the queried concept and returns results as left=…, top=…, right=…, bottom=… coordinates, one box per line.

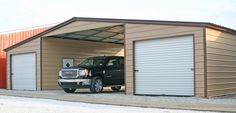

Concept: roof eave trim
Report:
left=206, top=24, right=236, bottom=35
left=4, top=17, right=236, bottom=51
left=75, top=17, right=209, bottom=27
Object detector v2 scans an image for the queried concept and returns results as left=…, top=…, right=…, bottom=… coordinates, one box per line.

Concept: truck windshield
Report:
left=80, top=57, right=104, bottom=67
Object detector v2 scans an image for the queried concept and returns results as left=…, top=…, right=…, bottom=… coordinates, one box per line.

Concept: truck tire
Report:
left=111, top=86, right=121, bottom=91
left=63, top=88, right=76, bottom=93
left=90, top=76, right=103, bottom=93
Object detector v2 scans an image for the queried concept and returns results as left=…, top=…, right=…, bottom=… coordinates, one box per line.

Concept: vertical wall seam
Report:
left=203, top=27, right=208, bottom=97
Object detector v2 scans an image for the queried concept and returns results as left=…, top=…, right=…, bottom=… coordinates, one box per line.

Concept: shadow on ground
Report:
left=72, top=87, right=125, bottom=94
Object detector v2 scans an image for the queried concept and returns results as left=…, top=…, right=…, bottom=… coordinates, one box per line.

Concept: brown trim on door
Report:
left=40, top=37, right=43, bottom=90
left=10, top=54, right=12, bottom=90
left=34, top=52, right=38, bottom=90
left=193, top=34, right=196, bottom=96
left=35, top=52, right=38, bottom=90
left=10, top=52, right=37, bottom=90
left=133, top=34, right=195, bottom=96
left=203, top=28, right=208, bottom=98
left=132, top=41, right=136, bottom=95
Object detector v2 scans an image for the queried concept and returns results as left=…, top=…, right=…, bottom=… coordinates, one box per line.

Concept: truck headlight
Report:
left=59, top=70, right=62, bottom=77
left=79, top=69, right=88, bottom=76
left=89, top=71, right=92, bottom=76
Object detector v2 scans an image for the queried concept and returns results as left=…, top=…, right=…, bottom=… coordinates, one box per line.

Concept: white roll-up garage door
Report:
left=135, top=35, right=194, bottom=96
left=12, top=53, right=36, bottom=90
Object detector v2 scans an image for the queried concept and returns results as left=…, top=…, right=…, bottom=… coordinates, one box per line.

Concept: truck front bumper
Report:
left=58, top=79, right=91, bottom=88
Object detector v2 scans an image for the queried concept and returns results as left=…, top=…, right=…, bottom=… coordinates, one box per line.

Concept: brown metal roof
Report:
left=4, top=17, right=236, bottom=51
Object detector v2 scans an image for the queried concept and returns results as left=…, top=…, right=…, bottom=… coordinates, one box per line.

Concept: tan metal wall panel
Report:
left=41, top=38, right=124, bottom=90
left=6, top=38, right=41, bottom=90
left=125, top=24, right=205, bottom=97
left=206, top=28, right=236, bottom=97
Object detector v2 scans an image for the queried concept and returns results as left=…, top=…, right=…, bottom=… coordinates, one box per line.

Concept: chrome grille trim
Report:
left=61, top=69, right=79, bottom=78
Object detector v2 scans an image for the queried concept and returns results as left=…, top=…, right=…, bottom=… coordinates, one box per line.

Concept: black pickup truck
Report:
left=58, top=56, right=124, bottom=93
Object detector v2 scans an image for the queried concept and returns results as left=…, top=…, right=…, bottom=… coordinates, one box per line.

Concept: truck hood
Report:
left=61, top=66, right=98, bottom=70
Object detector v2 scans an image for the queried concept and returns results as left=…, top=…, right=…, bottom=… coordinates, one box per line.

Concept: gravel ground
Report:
left=0, top=95, right=217, bottom=113
left=42, top=88, right=236, bottom=106
left=0, top=88, right=235, bottom=112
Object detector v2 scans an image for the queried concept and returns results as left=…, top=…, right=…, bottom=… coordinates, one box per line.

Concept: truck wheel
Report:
left=63, top=88, right=76, bottom=93
left=111, top=86, right=121, bottom=91
left=90, top=76, right=103, bottom=93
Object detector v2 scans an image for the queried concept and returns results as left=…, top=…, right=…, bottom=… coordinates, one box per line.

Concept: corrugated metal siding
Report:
left=206, top=28, right=236, bottom=97
left=0, top=27, right=48, bottom=88
left=125, top=24, right=205, bottom=97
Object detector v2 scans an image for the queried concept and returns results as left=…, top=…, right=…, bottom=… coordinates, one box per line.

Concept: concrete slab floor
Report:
left=0, top=88, right=235, bottom=112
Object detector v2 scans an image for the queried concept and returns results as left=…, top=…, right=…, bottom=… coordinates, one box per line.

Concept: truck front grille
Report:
left=61, top=69, right=78, bottom=78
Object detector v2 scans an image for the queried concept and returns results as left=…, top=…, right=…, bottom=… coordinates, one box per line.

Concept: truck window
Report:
left=106, top=59, right=118, bottom=67
left=80, top=57, right=104, bottom=67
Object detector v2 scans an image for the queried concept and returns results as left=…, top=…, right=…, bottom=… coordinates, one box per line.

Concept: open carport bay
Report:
left=41, top=25, right=125, bottom=90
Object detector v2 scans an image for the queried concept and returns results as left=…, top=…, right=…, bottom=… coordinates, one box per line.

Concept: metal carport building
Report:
left=4, top=17, right=236, bottom=97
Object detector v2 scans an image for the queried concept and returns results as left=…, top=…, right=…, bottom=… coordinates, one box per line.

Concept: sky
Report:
left=0, top=0, right=236, bottom=32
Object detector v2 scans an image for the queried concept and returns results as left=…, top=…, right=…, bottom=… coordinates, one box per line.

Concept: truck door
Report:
left=104, top=58, right=120, bottom=85
left=117, top=57, right=124, bottom=85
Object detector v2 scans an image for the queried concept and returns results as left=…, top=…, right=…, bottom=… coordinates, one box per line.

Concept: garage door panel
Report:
left=12, top=85, right=35, bottom=90
left=136, top=80, right=194, bottom=84
left=136, top=56, right=193, bottom=60
left=135, top=91, right=193, bottom=96
left=12, top=80, right=35, bottom=85
left=136, top=59, right=193, bottom=63
left=136, top=63, right=193, bottom=67
left=136, top=83, right=194, bottom=86
left=136, top=57, right=193, bottom=61
left=135, top=47, right=193, bottom=52
left=12, top=72, right=35, bottom=75
left=136, top=66, right=193, bottom=70
left=135, top=36, right=194, bottom=96
left=136, top=40, right=192, bottom=46
left=13, top=77, right=36, bottom=80
left=136, top=86, right=194, bottom=90
left=12, top=53, right=36, bottom=90
left=136, top=76, right=194, bottom=79
left=137, top=69, right=193, bottom=73
left=136, top=45, right=192, bottom=51
left=136, top=48, right=193, bottom=53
